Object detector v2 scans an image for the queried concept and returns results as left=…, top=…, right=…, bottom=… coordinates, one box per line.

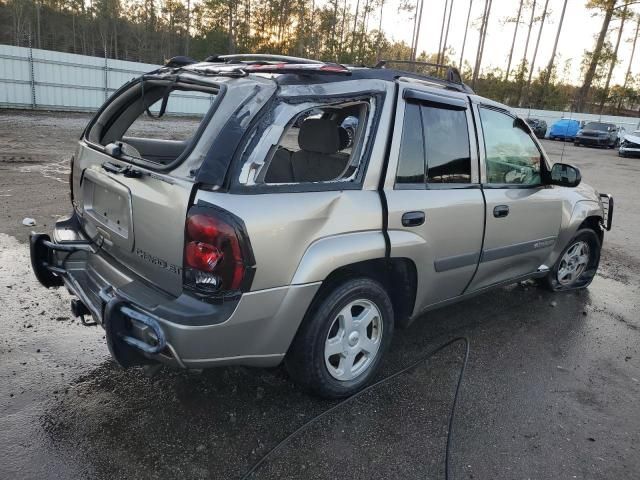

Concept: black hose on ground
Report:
left=241, top=336, right=470, bottom=480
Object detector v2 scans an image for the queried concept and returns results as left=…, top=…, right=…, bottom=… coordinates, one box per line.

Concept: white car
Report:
left=619, top=129, right=640, bottom=158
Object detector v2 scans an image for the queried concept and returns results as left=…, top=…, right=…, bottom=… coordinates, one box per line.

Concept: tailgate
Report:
left=76, top=146, right=192, bottom=296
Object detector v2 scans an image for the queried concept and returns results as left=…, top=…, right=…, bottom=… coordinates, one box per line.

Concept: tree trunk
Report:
left=575, top=0, right=616, bottom=112
left=521, top=0, right=549, bottom=107
left=185, top=0, right=191, bottom=55
left=412, top=0, right=425, bottom=62
left=515, top=0, right=536, bottom=106
left=339, top=0, right=347, bottom=58
left=599, top=5, right=627, bottom=114
left=618, top=14, right=640, bottom=111
left=472, top=0, right=492, bottom=88
left=505, top=0, right=524, bottom=82
left=459, top=0, right=473, bottom=70
left=351, top=0, right=361, bottom=56
left=331, top=0, right=339, bottom=58
left=375, top=0, right=384, bottom=62
left=228, top=0, right=235, bottom=54
left=538, top=0, right=568, bottom=107
left=440, top=0, right=454, bottom=64
left=410, top=0, right=420, bottom=60
left=437, top=0, right=449, bottom=64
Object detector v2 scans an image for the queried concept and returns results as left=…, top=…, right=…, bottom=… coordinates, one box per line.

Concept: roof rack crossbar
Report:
left=205, top=54, right=323, bottom=65
left=374, top=60, right=464, bottom=85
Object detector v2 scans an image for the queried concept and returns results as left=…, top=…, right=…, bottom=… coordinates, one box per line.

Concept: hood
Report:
left=623, top=133, right=640, bottom=144
left=575, top=181, right=600, bottom=202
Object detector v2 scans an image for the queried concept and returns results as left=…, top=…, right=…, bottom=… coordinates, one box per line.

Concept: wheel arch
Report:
left=577, top=215, right=604, bottom=244
left=547, top=200, right=603, bottom=268
left=298, top=257, right=418, bottom=333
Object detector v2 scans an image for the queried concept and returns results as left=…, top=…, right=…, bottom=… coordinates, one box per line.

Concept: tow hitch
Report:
left=103, top=297, right=167, bottom=368
left=70, top=299, right=97, bottom=326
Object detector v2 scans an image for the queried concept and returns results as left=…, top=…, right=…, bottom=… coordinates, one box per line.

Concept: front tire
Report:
left=285, top=277, right=394, bottom=399
left=543, top=228, right=601, bottom=291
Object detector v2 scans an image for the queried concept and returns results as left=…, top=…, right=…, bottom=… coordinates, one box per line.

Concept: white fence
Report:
left=0, top=44, right=208, bottom=114
left=1, top=43, right=640, bottom=131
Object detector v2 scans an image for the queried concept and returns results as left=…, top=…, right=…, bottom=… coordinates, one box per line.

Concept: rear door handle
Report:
left=402, top=211, right=425, bottom=227
left=493, top=205, right=510, bottom=218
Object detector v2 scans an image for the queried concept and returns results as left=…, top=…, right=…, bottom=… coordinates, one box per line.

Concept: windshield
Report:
left=583, top=122, right=610, bottom=131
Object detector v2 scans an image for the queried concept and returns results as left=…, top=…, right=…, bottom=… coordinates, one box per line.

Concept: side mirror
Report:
left=513, top=117, right=530, bottom=133
left=550, top=163, right=581, bottom=187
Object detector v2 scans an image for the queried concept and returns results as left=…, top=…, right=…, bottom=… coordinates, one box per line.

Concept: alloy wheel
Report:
left=324, top=299, right=383, bottom=381
left=557, top=240, right=590, bottom=286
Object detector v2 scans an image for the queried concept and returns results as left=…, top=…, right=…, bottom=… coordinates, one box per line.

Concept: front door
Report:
left=467, top=104, right=562, bottom=292
left=384, top=86, right=485, bottom=314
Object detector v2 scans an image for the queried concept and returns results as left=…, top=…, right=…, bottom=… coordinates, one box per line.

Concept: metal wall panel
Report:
left=2, top=45, right=639, bottom=130
left=0, top=45, right=208, bottom=114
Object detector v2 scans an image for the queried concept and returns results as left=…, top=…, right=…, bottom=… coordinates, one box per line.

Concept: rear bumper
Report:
left=30, top=215, right=320, bottom=369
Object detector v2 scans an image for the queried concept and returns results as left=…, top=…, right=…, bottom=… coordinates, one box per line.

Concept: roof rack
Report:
left=204, top=54, right=323, bottom=65
left=191, top=54, right=351, bottom=76
left=374, top=59, right=465, bottom=87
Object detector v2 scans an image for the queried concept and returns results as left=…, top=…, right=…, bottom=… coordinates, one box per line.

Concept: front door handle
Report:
left=493, top=205, right=510, bottom=218
left=402, top=211, right=425, bottom=227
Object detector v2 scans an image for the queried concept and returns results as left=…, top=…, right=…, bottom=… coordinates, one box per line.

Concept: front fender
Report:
left=547, top=199, right=603, bottom=266
left=290, top=231, right=386, bottom=285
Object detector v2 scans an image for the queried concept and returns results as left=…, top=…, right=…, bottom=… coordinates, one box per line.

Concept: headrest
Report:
left=298, top=119, right=340, bottom=154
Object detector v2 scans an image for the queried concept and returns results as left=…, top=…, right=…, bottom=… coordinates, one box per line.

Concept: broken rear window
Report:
left=85, top=78, right=219, bottom=169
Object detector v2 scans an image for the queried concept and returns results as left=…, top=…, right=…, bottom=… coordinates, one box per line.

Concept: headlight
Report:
left=576, top=130, right=583, bottom=135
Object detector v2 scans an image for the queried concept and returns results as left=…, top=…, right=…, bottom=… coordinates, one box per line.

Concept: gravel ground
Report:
left=0, top=109, right=639, bottom=479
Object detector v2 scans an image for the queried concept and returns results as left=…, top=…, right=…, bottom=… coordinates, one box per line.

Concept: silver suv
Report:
left=30, top=55, right=614, bottom=398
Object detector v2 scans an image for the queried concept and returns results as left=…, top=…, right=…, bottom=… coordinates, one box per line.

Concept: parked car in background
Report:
left=574, top=122, right=620, bottom=148
left=549, top=118, right=580, bottom=141
left=619, top=129, right=640, bottom=157
left=525, top=118, right=547, bottom=139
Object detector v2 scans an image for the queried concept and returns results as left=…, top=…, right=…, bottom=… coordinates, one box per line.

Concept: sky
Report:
left=379, top=0, right=640, bottom=85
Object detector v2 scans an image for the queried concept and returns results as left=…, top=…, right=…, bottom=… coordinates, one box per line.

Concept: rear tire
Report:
left=285, top=277, right=394, bottom=399
left=543, top=228, right=601, bottom=292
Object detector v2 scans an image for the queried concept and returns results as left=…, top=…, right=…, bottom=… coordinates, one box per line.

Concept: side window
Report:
left=422, top=106, right=471, bottom=183
left=396, top=103, right=425, bottom=184
left=480, top=107, right=542, bottom=185
left=258, top=101, right=369, bottom=184
left=396, top=100, right=471, bottom=186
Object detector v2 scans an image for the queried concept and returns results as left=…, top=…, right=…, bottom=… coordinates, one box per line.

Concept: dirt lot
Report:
left=1, top=109, right=639, bottom=479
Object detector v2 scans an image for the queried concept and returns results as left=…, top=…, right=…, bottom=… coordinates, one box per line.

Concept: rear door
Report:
left=75, top=153, right=194, bottom=296
left=384, top=85, right=485, bottom=314
left=466, top=103, right=562, bottom=292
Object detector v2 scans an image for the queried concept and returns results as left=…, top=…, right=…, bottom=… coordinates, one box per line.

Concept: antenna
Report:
left=559, top=109, right=572, bottom=165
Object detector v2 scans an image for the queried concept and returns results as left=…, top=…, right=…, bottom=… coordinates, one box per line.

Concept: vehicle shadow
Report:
left=41, top=282, right=595, bottom=480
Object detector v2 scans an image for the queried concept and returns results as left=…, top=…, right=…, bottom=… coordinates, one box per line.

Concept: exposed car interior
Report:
left=262, top=102, right=367, bottom=184
left=86, top=80, right=217, bottom=166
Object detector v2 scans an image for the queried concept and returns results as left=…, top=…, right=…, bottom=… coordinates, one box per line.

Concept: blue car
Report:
left=549, top=119, right=581, bottom=141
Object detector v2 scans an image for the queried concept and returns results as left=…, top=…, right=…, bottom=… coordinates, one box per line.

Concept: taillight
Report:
left=183, top=206, right=254, bottom=299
